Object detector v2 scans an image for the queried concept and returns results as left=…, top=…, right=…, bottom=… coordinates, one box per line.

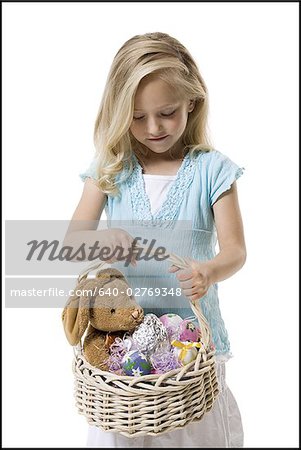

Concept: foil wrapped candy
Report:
left=132, top=313, right=168, bottom=354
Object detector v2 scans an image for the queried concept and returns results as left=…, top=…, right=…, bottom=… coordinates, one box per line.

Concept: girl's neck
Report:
left=134, top=145, right=188, bottom=176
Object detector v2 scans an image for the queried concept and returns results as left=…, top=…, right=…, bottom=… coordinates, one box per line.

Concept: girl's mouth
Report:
left=148, top=135, right=168, bottom=142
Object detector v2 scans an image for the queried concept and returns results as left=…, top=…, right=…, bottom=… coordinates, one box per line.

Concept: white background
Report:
left=2, top=2, right=299, bottom=448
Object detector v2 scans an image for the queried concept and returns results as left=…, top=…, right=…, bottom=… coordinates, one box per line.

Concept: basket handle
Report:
left=77, top=244, right=212, bottom=349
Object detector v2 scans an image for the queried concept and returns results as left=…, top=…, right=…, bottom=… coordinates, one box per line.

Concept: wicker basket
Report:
left=72, top=249, right=219, bottom=438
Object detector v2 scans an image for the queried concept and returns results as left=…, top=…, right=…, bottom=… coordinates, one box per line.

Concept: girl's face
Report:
left=130, top=75, right=194, bottom=155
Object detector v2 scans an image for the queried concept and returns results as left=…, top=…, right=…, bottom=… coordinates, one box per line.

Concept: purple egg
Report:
left=159, top=313, right=183, bottom=340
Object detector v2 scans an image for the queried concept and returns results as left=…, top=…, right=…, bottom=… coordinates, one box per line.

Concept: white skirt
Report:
left=86, top=361, right=244, bottom=448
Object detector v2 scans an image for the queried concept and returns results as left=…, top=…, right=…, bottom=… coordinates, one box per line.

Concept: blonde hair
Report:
left=93, top=32, right=212, bottom=195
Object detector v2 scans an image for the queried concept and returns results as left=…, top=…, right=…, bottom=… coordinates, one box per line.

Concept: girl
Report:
left=68, top=32, right=246, bottom=448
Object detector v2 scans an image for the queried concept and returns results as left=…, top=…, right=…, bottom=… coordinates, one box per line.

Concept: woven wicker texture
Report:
left=72, top=246, right=219, bottom=437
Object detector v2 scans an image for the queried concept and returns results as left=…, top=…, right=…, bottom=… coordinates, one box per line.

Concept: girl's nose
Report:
left=146, top=117, right=163, bottom=135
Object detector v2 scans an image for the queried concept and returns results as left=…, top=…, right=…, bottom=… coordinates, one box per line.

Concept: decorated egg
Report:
left=132, top=313, right=168, bottom=353
left=159, top=313, right=183, bottom=340
left=172, top=340, right=202, bottom=365
left=122, top=350, right=152, bottom=376
left=178, top=320, right=201, bottom=342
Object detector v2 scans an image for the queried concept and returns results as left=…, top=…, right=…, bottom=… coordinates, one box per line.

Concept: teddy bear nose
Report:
left=131, top=309, right=140, bottom=319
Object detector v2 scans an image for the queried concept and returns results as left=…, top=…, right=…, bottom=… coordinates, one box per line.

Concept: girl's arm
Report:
left=207, top=180, right=247, bottom=283
left=64, top=179, right=136, bottom=265
left=169, top=181, right=246, bottom=301
left=64, top=178, right=107, bottom=241
left=69, top=178, right=107, bottom=222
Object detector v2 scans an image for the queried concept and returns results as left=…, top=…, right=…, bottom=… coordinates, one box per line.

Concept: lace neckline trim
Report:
left=127, top=151, right=197, bottom=221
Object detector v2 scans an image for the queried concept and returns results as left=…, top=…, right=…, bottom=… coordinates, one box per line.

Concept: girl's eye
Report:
left=133, top=110, right=176, bottom=121
left=161, top=110, right=176, bottom=117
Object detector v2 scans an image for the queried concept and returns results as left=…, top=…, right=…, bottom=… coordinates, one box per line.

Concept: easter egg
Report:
left=172, top=340, right=199, bottom=365
left=159, top=313, right=183, bottom=340
left=178, top=320, right=201, bottom=342
left=122, top=350, right=152, bottom=376
left=132, top=314, right=168, bottom=353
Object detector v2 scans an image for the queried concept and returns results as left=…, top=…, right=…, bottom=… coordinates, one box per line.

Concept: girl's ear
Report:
left=188, top=99, right=195, bottom=113
left=62, top=279, right=91, bottom=346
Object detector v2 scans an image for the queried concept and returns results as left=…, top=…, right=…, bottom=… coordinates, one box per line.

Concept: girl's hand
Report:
left=168, top=258, right=213, bottom=302
left=101, top=228, right=137, bottom=267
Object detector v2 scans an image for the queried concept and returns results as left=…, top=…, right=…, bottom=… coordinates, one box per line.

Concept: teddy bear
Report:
left=62, top=268, right=144, bottom=371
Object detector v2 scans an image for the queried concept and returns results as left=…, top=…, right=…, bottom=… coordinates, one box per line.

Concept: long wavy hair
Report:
left=93, top=32, right=213, bottom=195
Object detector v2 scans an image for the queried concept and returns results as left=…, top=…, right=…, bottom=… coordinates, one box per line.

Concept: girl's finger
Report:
left=119, top=240, right=133, bottom=257
left=176, top=269, right=193, bottom=281
left=168, top=265, right=180, bottom=273
left=131, top=256, right=137, bottom=267
left=180, top=281, right=198, bottom=295
left=190, top=291, right=207, bottom=301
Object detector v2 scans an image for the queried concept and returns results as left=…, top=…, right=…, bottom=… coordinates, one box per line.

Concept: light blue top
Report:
left=80, top=149, right=245, bottom=355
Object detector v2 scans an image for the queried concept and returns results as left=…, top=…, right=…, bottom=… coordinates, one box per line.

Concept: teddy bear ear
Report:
left=62, top=278, right=92, bottom=346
